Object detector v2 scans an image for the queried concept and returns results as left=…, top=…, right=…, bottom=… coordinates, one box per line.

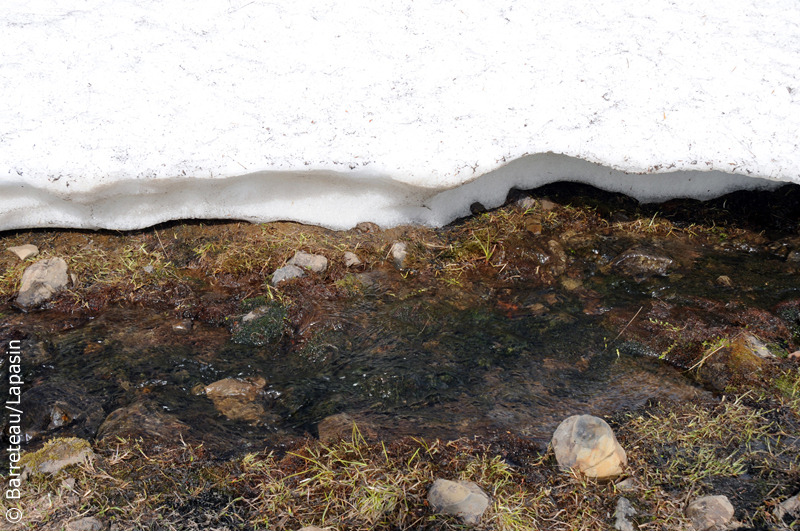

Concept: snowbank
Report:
left=1, top=0, right=798, bottom=230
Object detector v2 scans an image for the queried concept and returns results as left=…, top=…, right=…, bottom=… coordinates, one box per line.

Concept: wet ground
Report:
left=1, top=182, right=799, bottom=457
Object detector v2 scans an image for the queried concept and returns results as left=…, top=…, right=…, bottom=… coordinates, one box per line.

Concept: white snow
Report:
left=1, top=0, right=798, bottom=230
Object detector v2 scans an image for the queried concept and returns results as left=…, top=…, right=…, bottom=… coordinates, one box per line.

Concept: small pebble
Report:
left=7, top=244, right=39, bottom=260
left=344, top=251, right=362, bottom=267
left=172, top=319, right=193, bottom=333
left=540, top=199, right=558, bottom=211
left=716, top=275, right=733, bottom=287
left=390, top=242, right=408, bottom=269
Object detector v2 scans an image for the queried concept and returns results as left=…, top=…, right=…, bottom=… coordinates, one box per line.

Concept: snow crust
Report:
left=1, top=0, right=798, bottom=230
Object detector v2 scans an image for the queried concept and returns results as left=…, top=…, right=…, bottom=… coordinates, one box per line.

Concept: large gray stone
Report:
left=686, top=495, right=734, bottom=531
left=428, top=478, right=490, bottom=526
left=271, top=264, right=305, bottom=285
left=552, top=414, right=627, bottom=480
left=16, top=257, right=69, bottom=307
left=288, top=251, right=328, bottom=273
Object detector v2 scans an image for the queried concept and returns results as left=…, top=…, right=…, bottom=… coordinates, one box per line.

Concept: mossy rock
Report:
left=20, top=437, right=94, bottom=477
left=228, top=299, right=287, bottom=346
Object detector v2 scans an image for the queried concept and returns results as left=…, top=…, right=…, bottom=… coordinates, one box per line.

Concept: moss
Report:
left=19, top=437, right=93, bottom=475
left=228, top=299, right=287, bottom=346
left=333, top=274, right=364, bottom=296
left=239, top=295, right=268, bottom=312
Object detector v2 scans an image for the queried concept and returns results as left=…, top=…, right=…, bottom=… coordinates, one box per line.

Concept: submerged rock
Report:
left=16, top=257, right=69, bottom=307
left=686, top=495, right=734, bottom=531
left=317, top=413, right=377, bottom=443
left=205, top=377, right=270, bottom=424
left=271, top=264, right=305, bottom=285
left=96, top=401, right=189, bottom=442
left=7, top=244, right=39, bottom=260
left=20, top=383, right=105, bottom=442
left=427, top=478, right=490, bottom=526
left=20, top=437, right=94, bottom=479
left=552, top=414, right=627, bottom=480
left=229, top=300, right=287, bottom=346
left=611, top=246, right=674, bottom=280
left=288, top=251, right=328, bottom=273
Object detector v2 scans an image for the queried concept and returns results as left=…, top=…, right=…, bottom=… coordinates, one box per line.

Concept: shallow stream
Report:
left=2, top=186, right=800, bottom=457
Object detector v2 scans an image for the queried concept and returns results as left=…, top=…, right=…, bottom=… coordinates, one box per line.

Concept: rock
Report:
left=613, top=497, right=637, bottom=531
left=552, top=415, right=627, bottom=480
left=517, top=196, right=536, bottom=210
left=614, top=477, right=640, bottom=492
left=172, top=319, right=193, bottom=333
left=390, top=242, right=408, bottom=269
left=525, top=219, right=543, bottom=235
left=16, top=257, right=69, bottom=307
left=317, top=413, right=377, bottom=443
left=547, top=240, right=567, bottom=276
left=344, top=251, right=362, bottom=267
left=297, top=527, right=325, bottom=531
left=20, top=437, right=95, bottom=479
left=7, top=244, right=39, bottom=260
left=611, top=246, right=675, bottom=280
left=206, top=377, right=265, bottom=400
left=355, top=222, right=380, bottom=234
left=427, top=478, right=490, bottom=526
left=697, top=336, right=769, bottom=392
left=686, top=495, right=734, bottom=531
left=205, top=377, right=268, bottom=423
left=288, top=251, right=328, bottom=273
left=62, top=477, right=76, bottom=490
left=143, top=264, right=154, bottom=273
left=97, top=401, right=189, bottom=441
left=742, top=334, right=774, bottom=359
left=271, top=264, right=305, bottom=285
left=716, top=275, right=734, bottom=288
left=540, top=199, right=558, bottom=211
left=20, top=383, right=106, bottom=442
left=67, top=516, right=104, bottom=531
left=774, top=492, right=800, bottom=522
